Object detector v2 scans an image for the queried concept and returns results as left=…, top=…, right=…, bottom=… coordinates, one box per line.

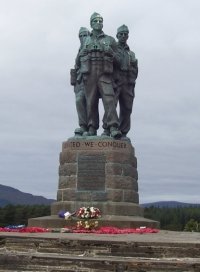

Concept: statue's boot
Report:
left=101, top=128, right=110, bottom=137
left=110, top=127, right=122, bottom=139
left=83, top=126, right=97, bottom=136
left=74, top=126, right=87, bottom=136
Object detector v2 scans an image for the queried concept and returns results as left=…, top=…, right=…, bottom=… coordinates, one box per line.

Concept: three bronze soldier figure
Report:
left=70, top=12, right=138, bottom=140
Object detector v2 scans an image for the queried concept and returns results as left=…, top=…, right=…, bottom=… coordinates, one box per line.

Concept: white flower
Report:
left=64, top=211, right=71, bottom=220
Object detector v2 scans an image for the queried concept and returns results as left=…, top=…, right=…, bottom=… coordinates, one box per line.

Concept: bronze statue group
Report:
left=70, top=12, right=138, bottom=140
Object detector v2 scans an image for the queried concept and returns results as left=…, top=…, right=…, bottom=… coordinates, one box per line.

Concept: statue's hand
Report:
left=104, top=46, right=113, bottom=57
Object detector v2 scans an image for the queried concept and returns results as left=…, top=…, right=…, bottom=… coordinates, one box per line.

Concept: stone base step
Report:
left=0, top=231, right=200, bottom=271
left=0, top=252, right=200, bottom=271
left=28, top=214, right=159, bottom=228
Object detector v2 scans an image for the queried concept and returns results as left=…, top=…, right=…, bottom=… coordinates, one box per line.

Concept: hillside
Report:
left=0, top=184, right=55, bottom=207
left=1, top=184, right=199, bottom=208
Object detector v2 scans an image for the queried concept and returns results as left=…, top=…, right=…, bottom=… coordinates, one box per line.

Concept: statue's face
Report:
left=117, top=31, right=129, bottom=44
left=91, top=17, right=103, bottom=31
left=79, top=31, right=89, bottom=46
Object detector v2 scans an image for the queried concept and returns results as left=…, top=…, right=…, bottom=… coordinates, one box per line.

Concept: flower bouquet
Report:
left=76, top=207, right=101, bottom=230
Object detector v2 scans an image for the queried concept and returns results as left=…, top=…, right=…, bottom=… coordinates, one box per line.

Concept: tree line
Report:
left=0, top=204, right=200, bottom=231
left=0, top=204, right=50, bottom=227
left=144, top=206, right=200, bottom=231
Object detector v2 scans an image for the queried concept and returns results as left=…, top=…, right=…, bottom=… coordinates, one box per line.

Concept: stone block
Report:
left=134, top=180, right=138, bottom=192
left=77, top=176, right=105, bottom=191
left=59, top=163, right=77, bottom=176
left=105, top=151, right=137, bottom=166
left=106, top=163, right=122, bottom=175
left=58, top=176, right=76, bottom=189
left=57, top=190, right=63, bottom=201
left=122, top=165, right=138, bottom=179
left=107, top=189, right=123, bottom=202
left=59, top=151, right=77, bottom=165
left=104, top=202, right=143, bottom=216
left=131, top=156, right=137, bottom=168
left=75, top=191, right=92, bottom=201
left=62, top=189, right=76, bottom=201
left=91, top=191, right=107, bottom=201
left=105, top=151, right=131, bottom=163
left=123, top=190, right=139, bottom=203
left=51, top=200, right=144, bottom=217
left=106, top=175, right=138, bottom=190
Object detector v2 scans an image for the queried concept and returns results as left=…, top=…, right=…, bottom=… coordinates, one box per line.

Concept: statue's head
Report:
left=90, top=12, right=103, bottom=31
left=79, top=27, right=90, bottom=45
left=116, top=24, right=129, bottom=44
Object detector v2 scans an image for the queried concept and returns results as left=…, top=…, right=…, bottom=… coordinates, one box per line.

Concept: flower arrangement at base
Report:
left=77, top=220, right=99, bottom=230
left=76, top=207, right=101, bottom=230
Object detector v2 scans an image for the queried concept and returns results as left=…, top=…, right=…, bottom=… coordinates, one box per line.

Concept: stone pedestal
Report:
left=29, top=137, right=159, bottom=228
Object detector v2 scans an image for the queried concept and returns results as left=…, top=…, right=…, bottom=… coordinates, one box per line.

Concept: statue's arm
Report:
left=132, top=58, right=138, bottom=80
left=70, top=49, right=81, bottom=86
left=109, top=37, right=121, bottom=65
left=130, top=51, right=138, bottom=79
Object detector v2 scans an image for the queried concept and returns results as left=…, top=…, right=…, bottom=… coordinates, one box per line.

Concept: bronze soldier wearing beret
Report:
left=79, top=12, right=121, bottom=138
left=114, top=25, right=138, bottom=139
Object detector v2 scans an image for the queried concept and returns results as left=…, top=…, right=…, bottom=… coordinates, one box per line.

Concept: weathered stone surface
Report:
left=50, top=201, right=144, bottom=218
left=91, top=191, right=107, bottom=201
left=123, top=190, right=139, bottom=203
left=29, top=138, right=158, bottom=229
left=1, top=231, right=200, bottom=272
left=122, top=164, right=138, bottom=178
left=104, top=202, right=143, bottom=216
left=2, top=239, right=37, bottom=252
left=105, top=163, right=138, bottom=179
left=59, top=151, right=77, bottom=164
left=74, top=191, right=108, bottom=202
left=58, top=176, right=76, bottom=189
left=62, top=189, right=76, bottom=201
left=57, top=190, right=62, bottom=201
left=106, top=176, right=138, bottom=191
left=105, top=152, right=137, bottom=166
left=106, top=163, right=123, bottom=175
left=62, top=139, right=132, bottom=153
left=75, top=191, right=92, bottom=201
left=107, top=189, right=123, bottom=202
left=59, top=163, right=77, bottom=176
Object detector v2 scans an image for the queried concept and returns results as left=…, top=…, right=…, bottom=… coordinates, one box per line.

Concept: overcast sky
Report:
left=1, top=0, right=200, bottom=204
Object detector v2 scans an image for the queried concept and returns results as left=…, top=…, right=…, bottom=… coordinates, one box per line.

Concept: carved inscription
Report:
left=77, top=154, right=105, bottom=191
left=63, top=140, right=128, bottom=150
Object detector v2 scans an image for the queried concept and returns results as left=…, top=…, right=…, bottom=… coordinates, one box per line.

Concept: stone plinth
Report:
left=1, top=231, right=200, bottom=271
left=29, top=137, right=159, bottom=228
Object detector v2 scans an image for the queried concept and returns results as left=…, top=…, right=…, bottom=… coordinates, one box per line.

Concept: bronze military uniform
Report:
left=115, top=25, right=138, bottom=137
left=71, top=28, right=90, bottom=135
left=79, top=13, right=121, bottom=138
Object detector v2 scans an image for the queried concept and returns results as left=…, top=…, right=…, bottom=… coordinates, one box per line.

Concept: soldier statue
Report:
left=114, top=25, right=138, bottom=139
left=77, top=12, right=121, bottom=139
left=70, top=27, right=90, bottom=136
left=70, top=15, right=138, bottom=140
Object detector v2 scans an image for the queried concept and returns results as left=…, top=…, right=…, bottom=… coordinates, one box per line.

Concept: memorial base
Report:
left=29, top=137, right=159, bottom=228
left=28, top=215, right=158, bottom=229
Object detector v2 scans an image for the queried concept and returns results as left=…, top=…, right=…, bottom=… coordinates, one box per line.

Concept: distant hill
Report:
left=0, top=184, right=55, bottom=207
left=1, top=184, right=199, bottom=209
left=141, top=201, right=200, bottom=208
